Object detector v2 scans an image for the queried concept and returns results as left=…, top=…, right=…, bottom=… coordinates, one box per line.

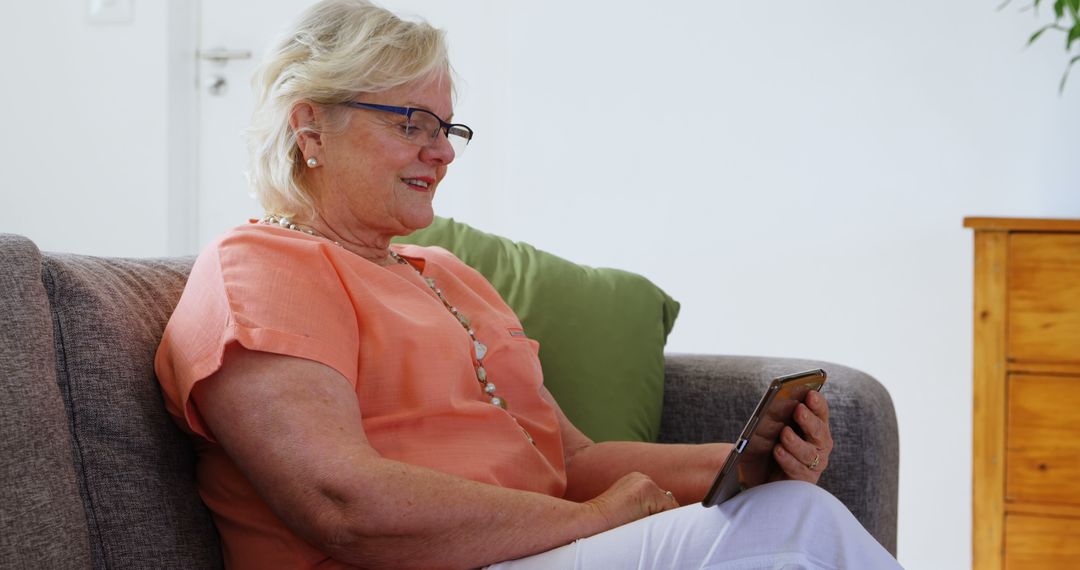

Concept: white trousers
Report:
left=487, top=481, right=902, bottom=570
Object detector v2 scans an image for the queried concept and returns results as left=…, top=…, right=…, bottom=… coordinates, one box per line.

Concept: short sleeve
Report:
left=155, top=226, right=359, bottom=440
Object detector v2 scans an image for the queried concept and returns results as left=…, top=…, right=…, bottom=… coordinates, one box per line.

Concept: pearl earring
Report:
left=306, top=157, right=319, bottom=168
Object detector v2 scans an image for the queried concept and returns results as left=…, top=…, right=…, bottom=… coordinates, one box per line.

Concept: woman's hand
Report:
left=584, top=472, right=680, bottom=528
left=772, top=390, right=833, bottom=484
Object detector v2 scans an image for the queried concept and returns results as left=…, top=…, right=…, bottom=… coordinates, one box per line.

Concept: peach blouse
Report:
left=155, top=223, right=566, bottom=569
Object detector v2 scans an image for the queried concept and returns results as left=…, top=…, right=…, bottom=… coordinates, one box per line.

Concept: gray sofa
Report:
left=0, top=233, right=898, bottom=568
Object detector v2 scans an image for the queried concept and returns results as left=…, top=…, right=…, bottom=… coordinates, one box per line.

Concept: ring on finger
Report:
left=807, top=453, right=821, bottom=471
left=664, top=490, right=674, bottom=499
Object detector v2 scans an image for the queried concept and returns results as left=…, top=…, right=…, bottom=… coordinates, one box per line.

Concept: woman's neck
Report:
left=264, top=213, right=397, bottom=266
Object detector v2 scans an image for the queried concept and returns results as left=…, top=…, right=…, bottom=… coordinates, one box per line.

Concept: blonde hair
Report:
left=247, top=0, right=450, bottom=219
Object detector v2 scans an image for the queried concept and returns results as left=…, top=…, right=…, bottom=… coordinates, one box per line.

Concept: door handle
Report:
left=197, top=48, right=253, bottom=66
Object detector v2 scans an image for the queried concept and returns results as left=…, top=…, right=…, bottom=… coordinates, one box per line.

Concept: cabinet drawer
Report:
left=1006, top=374, right=1080, bottom=505
left=1008, top=233, right=1080, bottom=364
left=1005, top=514, right=1080, bottom=568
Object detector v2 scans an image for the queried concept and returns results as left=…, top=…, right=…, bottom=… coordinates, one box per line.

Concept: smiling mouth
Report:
left=402, top=178, right=432, bottom=191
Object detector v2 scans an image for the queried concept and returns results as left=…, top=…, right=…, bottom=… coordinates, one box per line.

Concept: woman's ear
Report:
left=289, top=102, right=322, bottom=159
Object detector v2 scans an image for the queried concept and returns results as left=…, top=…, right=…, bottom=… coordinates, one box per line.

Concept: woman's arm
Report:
left=193, top=344, right=678, bottom=570
left=542, top=388, right=730, bottom=505
left=545, top=387, right=833, bottom=506
left=562, top=440, right=733, bottom=505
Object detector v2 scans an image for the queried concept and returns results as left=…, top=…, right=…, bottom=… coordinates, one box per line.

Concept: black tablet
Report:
left=701, top=368, right=827, bottom=508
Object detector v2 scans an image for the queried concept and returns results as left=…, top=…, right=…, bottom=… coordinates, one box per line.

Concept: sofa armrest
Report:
left=658, top=353, right=899, bottom=556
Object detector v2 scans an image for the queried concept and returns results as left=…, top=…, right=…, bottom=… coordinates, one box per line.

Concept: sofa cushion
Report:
left=395, top=217, right=680, bottom=442
left=42, top=252, right=222, bottom=569
left=0, top=235, right=93, bottom=568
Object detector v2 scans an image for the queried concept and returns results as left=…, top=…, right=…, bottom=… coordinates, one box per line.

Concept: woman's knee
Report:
left=776, top=479, right=837, bottom=499
left=733, top=480, right=854, bottom=524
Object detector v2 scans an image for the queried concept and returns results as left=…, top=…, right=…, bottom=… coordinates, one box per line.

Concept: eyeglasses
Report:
left=340, top=102, right=473, bottom=156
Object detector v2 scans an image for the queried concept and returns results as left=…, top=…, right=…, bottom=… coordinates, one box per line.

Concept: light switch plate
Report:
left=88, top=0, right=134, bottom=24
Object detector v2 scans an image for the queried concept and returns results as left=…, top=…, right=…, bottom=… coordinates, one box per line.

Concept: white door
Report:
left=195, top=1, right=314, bottom=247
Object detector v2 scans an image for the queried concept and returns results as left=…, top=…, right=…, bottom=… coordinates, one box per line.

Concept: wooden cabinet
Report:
left=966, top=217, right=1080, bottom=569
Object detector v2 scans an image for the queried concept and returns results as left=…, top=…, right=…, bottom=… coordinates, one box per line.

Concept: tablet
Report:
left=701, top=368, right=827, bottom=508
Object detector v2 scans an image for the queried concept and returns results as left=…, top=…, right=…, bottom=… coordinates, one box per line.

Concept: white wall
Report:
left=0, top=0, right=182, bottom=256
left=3, top=1, right=1079, bottom=568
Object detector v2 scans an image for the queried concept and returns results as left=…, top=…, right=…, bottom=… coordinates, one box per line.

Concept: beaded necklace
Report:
left=259, top=215, right=524, bottom=427
left=385, top=249, right=509, bottom=411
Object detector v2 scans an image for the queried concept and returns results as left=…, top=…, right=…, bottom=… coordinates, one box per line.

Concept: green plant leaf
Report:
left=1069, top=23, right=1080, bottom=49
left=1029, top=23, right=1056, bottom=44
left=1054, top=0, right=1066, bottom=19
left=1066, top=0, right=1079, bottom=15
left=1059, top=54, right=1080, bottom=93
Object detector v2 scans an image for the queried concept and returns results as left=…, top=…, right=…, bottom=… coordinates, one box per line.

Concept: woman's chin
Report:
left=399, top=208, right=435, bottom=234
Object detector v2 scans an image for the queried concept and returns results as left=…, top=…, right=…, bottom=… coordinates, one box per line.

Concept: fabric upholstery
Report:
left=0, top=234, right=93, bottom=569
left=42, top=252, right=222, bottom=569
left=658, top=354, right=899, bottom=556
left=395, top=217, right=680, bottom=442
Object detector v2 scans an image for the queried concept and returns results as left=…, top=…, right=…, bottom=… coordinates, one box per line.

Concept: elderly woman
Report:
left=156, top=1, right=901, bottom=568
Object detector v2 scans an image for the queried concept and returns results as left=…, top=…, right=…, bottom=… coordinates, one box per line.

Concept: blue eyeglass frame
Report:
left=339, top=102, right=474, bottom=144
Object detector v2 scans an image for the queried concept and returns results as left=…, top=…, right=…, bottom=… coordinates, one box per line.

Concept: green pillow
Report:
left=394, top=217, right=680, bottom=442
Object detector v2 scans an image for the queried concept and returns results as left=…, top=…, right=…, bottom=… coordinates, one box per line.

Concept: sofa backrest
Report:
left=0, top=234, right=222, bottom=569
left=1, top=235, right=92, bottom=568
